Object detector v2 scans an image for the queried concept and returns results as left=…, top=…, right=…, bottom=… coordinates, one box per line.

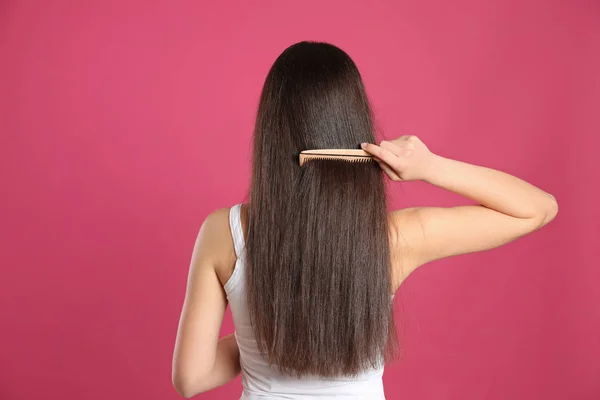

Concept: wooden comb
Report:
left=299, top=149, right=374, bottom=167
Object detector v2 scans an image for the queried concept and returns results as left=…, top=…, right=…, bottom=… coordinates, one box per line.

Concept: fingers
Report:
left=379, top=140, right=403, bottom=156
left=374, top=158, right=402, bottom=181
left=361, top=142, right=400, bottom=167
left=381, top=139, right=414, bottom=156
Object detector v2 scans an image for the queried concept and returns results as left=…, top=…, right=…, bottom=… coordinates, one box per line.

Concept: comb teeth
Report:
left=301, top=155, right=373, bottom=163
left=299, top=149, right=374, bottom=167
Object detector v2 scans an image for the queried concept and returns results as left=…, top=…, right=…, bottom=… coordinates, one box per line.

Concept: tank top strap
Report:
left=228, top=204, right=245, bottom=259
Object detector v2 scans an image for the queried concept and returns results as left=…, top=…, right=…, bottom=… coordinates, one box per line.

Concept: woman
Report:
left=172, top=41, right=558, bottom=399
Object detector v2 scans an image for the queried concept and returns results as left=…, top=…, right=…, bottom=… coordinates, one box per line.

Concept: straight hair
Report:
left=246, top=41, right=399, bottom=378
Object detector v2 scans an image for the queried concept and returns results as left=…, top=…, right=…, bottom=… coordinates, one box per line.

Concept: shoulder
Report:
left=202, top=207, right=231, bottom=229
left=199, top=204, right=248, bottom=250
left=199, top=207, right=232, bottom=244
left=193, top=207, right=236, bottom=270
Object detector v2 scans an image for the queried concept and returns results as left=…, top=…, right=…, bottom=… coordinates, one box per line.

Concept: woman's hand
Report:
left=361, top=135, right=437, bottom=182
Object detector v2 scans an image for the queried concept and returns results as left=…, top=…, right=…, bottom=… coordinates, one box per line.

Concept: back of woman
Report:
left=172, top=41, right=558, bottom=399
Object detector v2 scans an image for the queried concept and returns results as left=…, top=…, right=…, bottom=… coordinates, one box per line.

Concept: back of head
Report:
left=247, top=41, right=398, bottom=378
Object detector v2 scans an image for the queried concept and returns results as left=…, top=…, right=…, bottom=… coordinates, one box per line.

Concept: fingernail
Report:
left=361, top=143, right=367, bottom=149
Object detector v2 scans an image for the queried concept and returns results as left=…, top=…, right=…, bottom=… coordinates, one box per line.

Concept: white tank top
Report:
left=225, top=204, right=387, bottom=399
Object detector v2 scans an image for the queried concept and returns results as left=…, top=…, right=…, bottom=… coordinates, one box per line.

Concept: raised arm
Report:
left=362, top=136, right=558, bottom=283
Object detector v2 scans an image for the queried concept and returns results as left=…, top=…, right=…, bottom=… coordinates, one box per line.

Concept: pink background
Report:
left=1, top=1, right=599, bottom=399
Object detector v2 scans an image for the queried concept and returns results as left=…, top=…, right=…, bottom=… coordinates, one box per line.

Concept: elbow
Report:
left=172, top=357, right=216, bottom=397
left=545, top=197, right=559, bottom=223
left=172, top=372, right=205, bottom=398
left=536, top=197, right=559, bottom=229
left=172, top=376, right=195, bottom=399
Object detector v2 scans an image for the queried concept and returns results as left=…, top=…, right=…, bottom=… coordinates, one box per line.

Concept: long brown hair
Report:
left=246, top=41, right=399, bottom=378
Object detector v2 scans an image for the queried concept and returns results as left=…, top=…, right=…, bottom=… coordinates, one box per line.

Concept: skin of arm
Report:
left=362, top=138, right=558, bottom=283
left=172, top=208, right=241, bottom=398
left=424, top=154, right=558, bottom=222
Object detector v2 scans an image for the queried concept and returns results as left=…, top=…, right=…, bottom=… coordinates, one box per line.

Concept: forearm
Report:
left=213, top=333, right=241, bottom=384
left=177, top=333, right=240, bottom=397
left=198, top=333, right=241, bottom=393
left=424, top=155, right=558, bottom=219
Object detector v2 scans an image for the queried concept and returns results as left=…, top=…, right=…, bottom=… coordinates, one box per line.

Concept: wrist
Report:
left=420, top=153, right=445, bottom=183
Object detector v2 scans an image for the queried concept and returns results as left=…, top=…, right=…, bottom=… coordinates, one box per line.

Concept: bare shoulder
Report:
left=388, top=203, right=557, bottom=290
left=193, top=208, right=236, bottom=282
left=198, top=208, right=232, bottom=248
